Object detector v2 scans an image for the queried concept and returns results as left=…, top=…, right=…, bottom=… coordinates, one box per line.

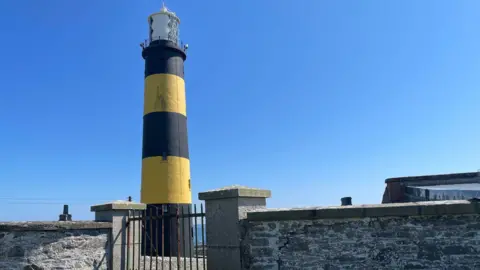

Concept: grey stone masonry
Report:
left=199, top=185, right=271, bottom=270
left=241, top=200, right=480, bottom=269
left=91, top=200, right=146, bottom=270
left=0, top=221, right=111, bottom=270
left=246, top=200, right=480, bottom=221
left=0, top=221, right=111, bottom=231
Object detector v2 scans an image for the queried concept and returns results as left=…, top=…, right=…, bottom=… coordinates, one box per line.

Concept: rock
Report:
left=8, top=246, right=25, bottom=257
left=23, top=264, right=43, bottom=270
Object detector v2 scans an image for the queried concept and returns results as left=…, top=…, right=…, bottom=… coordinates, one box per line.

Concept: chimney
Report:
left=341, top=197, right=352, bottom=206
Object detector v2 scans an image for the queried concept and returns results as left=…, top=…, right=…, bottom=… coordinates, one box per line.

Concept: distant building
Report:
left=382, top=171, right=480, bottom=203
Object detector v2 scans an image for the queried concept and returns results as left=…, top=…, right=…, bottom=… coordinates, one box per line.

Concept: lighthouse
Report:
left=140, top=4, right=192, bottom=256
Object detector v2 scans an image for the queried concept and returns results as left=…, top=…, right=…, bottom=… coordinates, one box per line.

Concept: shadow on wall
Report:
left=94, top=240, right=110, bottom=270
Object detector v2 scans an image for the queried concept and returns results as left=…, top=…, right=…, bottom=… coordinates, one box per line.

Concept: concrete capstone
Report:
left=199, top=185, right=271, bottom=201
left=90, top=200, right=146, bottom=212
left=246, top=200, right=480, bottom=221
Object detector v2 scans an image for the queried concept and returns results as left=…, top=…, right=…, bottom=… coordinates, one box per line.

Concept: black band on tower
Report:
left=143, top=40, right=186, bottom=79
left=142, top=203, right=193, bottom=257
left=142, top=111, right=189, bottom=159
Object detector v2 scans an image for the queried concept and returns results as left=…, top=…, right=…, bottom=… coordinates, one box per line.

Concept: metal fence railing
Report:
left=126, top=204, right=206, bottom=270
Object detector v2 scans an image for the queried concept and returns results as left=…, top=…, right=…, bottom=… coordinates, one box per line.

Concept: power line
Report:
left=0, top=196, right=135, bottom=202
left=0, top=197, right=117, bottom=201
left=0, top=198, right=131, bottom=206
left=5, top=201, right=94, bottom=205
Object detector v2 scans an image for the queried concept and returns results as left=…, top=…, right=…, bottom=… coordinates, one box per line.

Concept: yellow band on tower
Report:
left=141, top=156, right=192, bottom=204
left=144, top=74, right=186, bottom=117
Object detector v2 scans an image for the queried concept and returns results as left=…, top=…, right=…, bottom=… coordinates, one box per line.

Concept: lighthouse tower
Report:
left=140, top=4, right=192, bottom=256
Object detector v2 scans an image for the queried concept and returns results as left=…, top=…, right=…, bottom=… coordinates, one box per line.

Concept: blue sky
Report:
left=1, top=0, right=480, bottom=221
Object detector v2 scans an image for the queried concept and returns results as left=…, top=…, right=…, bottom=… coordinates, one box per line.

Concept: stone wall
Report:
left=240, top=200, right=480, bottom=270
left=0, top=221, right=111, bottom=270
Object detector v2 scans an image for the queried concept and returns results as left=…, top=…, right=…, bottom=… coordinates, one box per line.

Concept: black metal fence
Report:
left=126, top=204, right=206, bottom=270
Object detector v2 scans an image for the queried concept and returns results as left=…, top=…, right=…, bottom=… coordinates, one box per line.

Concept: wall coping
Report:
left=198, top=185, right=271, bottom=200
left=246, top=200, right=480, bottom=221
left=90, top=200, right=146, bottom=212
left=0, top=221, right=112, bottom=232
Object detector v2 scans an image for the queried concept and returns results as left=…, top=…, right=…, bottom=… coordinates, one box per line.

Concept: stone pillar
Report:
left=91, top=200, right=146, bottom=270
left=59, top=204, right=72, bottom=221
left=199, top=186, right=271, bottom=270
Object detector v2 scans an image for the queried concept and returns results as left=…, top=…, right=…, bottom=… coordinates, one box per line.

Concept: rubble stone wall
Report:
left=0, top=221, right=111, bottom=270
left=240, top=200, right=480, bottom=270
